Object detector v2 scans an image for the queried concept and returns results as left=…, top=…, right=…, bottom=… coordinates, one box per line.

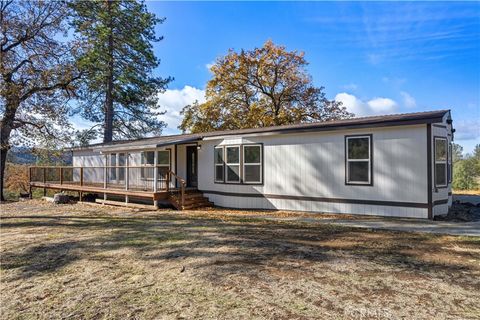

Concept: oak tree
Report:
left=180, top=40, right=352, bottom=133
left=0, top=0, right=79, bottom=201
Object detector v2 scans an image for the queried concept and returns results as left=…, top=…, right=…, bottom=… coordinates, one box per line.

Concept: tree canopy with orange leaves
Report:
left=179, top=40, right=352, bottom=133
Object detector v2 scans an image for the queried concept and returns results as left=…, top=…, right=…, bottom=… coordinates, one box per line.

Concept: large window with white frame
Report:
left=214, top=146, right=224, bottom=182
left=140, top=150, right=170, bottom=180
left=141, top=151, right=155, bottom=180
left=435, top=137, right=447, bottom=187
left=108, top=153, right=126, bottom=182
left=345, top=135, right=372, bottom=185
left=225, top=146, right=240, bottom=183
left=157, top=150, right=170, bottom=182
left=243, top=144, right=262, bottom=183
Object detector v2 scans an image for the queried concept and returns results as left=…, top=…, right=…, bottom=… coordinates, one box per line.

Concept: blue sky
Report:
left=74, top=1, right=480, bottom=153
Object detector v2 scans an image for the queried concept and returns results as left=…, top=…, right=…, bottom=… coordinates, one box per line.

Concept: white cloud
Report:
left=335, top=93, right=398, bottom=116
left=368, top=97, right=397, bottom=113
left=400, top=91, right=416, bottom=108
left=157, top=86, right=206, bottom=134
left=454, top=119, right=480, bottom=141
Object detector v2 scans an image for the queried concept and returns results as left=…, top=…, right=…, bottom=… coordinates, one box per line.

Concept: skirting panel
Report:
left=203, top=192, right=429, bottom=219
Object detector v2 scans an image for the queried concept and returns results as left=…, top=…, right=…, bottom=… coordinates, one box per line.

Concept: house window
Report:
left=141, top=151, right=155, bottom=180
left=141, top=150, right=170, bottom=180
left=157, top=150, right=170, bottom=181
left=448, top=142, right=452, bottom=183
left=243, top=145, right=262, bottom=183
left=346, top=135, right=372, bottom=185
left=118, top=153, right=125, bottom=181
left=214, top=146, right=224, bottom=182
left=225, top=146, right=240, bottom=183
left=435, top=137, right=447, bottom=187
left=109, top=153, right=117, bottom=180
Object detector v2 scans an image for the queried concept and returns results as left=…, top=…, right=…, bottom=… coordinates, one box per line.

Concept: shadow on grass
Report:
left=1, top=214, right=478, bottom=288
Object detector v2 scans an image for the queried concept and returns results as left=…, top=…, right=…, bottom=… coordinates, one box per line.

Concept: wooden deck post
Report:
left=80, top=167, right=84, bottom=186
left=60, top=167, right=63, bottom=185
left=153, top=151, right=158, bottom=192
left=125, top=153, right=129, bottom=191
left=104, top=161, right=107, bottom=189
left=43, top=167, right=46, bottom=197
left=104, top=156, right=108, bottom=204
left=28, top=167, right=32, bottom=199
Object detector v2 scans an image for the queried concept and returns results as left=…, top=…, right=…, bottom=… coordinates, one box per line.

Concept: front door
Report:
left=186, top=146, right=198, bottom=188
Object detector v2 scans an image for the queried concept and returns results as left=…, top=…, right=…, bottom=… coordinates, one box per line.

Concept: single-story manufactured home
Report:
left=29, top=109, right=453, bottom=219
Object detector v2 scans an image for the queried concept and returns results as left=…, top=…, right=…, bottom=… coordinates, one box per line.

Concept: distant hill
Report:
left=6, top=147, right=72, bottom=165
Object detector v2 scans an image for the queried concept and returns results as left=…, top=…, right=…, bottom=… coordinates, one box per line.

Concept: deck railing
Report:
left=29, top=166, right=174, bottom=192
left=167, top=170, right=186, bottom=209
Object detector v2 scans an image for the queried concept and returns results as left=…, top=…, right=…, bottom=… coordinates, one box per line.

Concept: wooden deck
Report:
left=30, top=181, right=168, bottom=200
left=29, top=166, right=190, bottom=209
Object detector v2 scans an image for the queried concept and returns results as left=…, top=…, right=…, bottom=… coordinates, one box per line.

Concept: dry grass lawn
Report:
left=1, top=200, right=479, bottom=319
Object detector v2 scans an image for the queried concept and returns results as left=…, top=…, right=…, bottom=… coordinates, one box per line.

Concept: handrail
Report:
left=167, top=170, right=186, bottom=210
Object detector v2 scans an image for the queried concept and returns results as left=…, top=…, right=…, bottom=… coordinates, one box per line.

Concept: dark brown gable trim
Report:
left=200, top=190, right=429, bottom=209
left=427, top=124, right=433, bottom=219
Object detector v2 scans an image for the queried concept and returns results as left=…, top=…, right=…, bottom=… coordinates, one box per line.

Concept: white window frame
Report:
left=214, top=146, right=225, bottom=183
left=156, top=150, right=171, bottom=182
left=434, top=137, right=448, bottom=188
left=225, top=146, right=241, bottom=183
left=108, top=153, right=126, bottom=183
left=117, top=152, right=126, bottom=182
left=448, top=142, right=452, bottom=184
left=141, top=150, right=170, bottom=181
left=141, top=150, right=155, bottom=180
left=242, top=144, right=262, bottom=184
left=346, top=135, right=372, bottom=185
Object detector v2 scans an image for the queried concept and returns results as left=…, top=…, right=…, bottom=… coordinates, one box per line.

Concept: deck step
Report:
left=167, top=189, right=213, bottom=210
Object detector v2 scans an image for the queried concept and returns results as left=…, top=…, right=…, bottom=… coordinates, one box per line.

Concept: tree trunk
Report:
left=103, top=0, right=114, bottom=143
left=0, top=98, right=17, bottom=202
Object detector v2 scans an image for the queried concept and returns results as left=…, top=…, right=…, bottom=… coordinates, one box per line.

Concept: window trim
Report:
left=108, top=153, right=126, bottom=183
left=242, top=144, right=263, bottom=184
left=141, top=149, right=171, bottom=181
left=214, top=146, right=225, bottom=183
left=225, top=145, right=241, bottom=183
left=448, top=142, right=452, bottom=184
left=345, top=134, right=373, bottom=186
left=434, top=136, right=448, bottom=188
left=214, top=143, right=264, bottom=185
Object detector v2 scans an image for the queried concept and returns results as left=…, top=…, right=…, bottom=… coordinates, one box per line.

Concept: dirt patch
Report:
left=436, top=201, right=480, bottom=222
left=1, top=200, right=480, bottom=319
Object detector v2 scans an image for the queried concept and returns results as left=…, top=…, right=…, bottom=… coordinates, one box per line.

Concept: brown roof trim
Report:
left=202, top=109, right=449, bottom=138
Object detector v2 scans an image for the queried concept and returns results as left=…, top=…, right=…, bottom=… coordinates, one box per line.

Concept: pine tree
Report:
left=71, top=0, right=172, bottom=143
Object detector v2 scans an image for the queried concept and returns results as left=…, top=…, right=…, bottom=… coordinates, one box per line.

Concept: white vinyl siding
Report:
left=198, top=125, right=429, bottom=218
